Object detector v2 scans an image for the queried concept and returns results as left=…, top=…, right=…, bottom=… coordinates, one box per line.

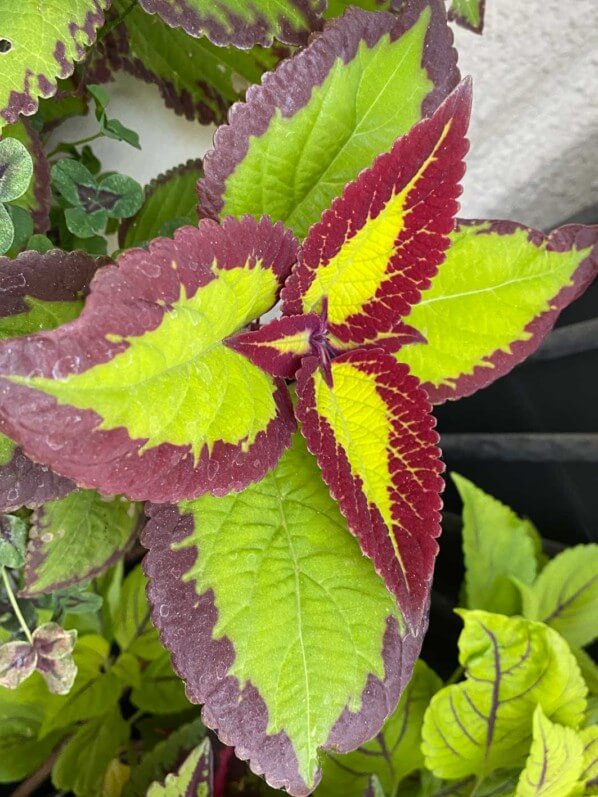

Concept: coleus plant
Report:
left=0, top=0, right=596, bottom=795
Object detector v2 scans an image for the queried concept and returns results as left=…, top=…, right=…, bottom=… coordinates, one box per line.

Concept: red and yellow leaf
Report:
left=0, top=217, right=298, bottom=503
left=395, top=220, right=598, bottom=402
left=296, top=350, right=444, bottom=632
left=226, top=313, right=324, bottom=379
left=282, top=79, right=471, bottom=349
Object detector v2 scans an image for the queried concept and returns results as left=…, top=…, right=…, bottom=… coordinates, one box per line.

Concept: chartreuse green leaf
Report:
left=452, top=474, right=538, bottom=615
left=580, top=725, right=598, bottom=794
left=515, top=706, right=585, bottom=797
left=0, top=1, right=109, bottom=127
left=0, top=435, right=15, bottom=467
left=104, top=0, right=282, bottom=127
left=0, top=295, right=83, bottom=339
left=421, top=610, right=588, bottom=780
left=114, top=565, right=163, bottom=661
left=574, top=649, right=598, bottom=697
left=200, top=0, right=460, bottom=239
left=519, top=545, right=598, bottom=649
left=111, top=652, right=141, bottom=689
left=41, top=635, right=124, bottom=735
left=448, top=0, right=485, bottom=33
left=52, top=708, right=130, bottom=797
left=131, top=652, right=190, bottom=714
left=147, top=738, right=212, bottom=797
left=125, top=721, right=206, bottom=797
left=137, top=0, right=324, bottom=47
left=0, top=217, right=297, bottom=502
left=396, top=221, right=598, bottom=402
left=143, top=433, right=413, bottom=795
left=316, top=661, right=441, bottom=796
left=119, top=160, right=203, bottom=249
left=0, top=674, right=64, bottom=782
left=102, top=759, right=131, bottom=797
left=21, top=491, right=142, bottom=596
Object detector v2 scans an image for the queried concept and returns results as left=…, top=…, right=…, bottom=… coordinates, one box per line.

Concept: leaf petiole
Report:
left=1, top=565, right=33, bottom=644
left=47, top=133, right=103, bottom=159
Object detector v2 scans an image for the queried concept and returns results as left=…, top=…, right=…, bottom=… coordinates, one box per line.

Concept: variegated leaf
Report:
left=0, top=1, right=109, bottom=127
left=143, top=432, right=421, bottom=796
left=396, top=220, right=598, bottom=402
left=0, top=218, right=298, bottom=502
left=296, top=349, right=444, bottom=632
left=282, top=80, right=471, bottom=349
left=137, top=0, right=325, bottom=47
left=199, top=0, right=460, bottom=239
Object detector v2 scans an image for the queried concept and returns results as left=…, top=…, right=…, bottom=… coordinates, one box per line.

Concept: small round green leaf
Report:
left=98, top=173, right=144, bottom=218
left=0, top=138, right=33, bottom=202
left=0, top=204, right=14, bottom=255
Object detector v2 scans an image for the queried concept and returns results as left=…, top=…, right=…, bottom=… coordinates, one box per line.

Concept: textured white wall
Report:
left=51, top=0, right=598, bottom=231
left=454, top=0, right=598, bottom=228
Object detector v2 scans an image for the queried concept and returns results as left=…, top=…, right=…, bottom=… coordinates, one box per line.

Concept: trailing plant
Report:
left=0, top=0, right=594, bottom=795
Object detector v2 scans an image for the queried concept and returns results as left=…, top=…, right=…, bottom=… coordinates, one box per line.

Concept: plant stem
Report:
left=9, top=744, right=63, bottom=797
left=47, top=132, right=103, bottom=159
left=1, top=566, right=33, bottom=644
left=470, top=775, right=487, bottom=797
left=445, top=665, right=464, bottom=685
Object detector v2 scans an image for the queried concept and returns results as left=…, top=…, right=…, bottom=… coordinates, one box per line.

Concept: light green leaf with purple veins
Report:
left=519, top=544, right=598, bottom=649
left=515, top=706, right=585, bottom=797
left=316, top=660, right=442, bottom=796
left=0, top=1, right=110, bottom=128
left=422, top=610, right=588, bottom=780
